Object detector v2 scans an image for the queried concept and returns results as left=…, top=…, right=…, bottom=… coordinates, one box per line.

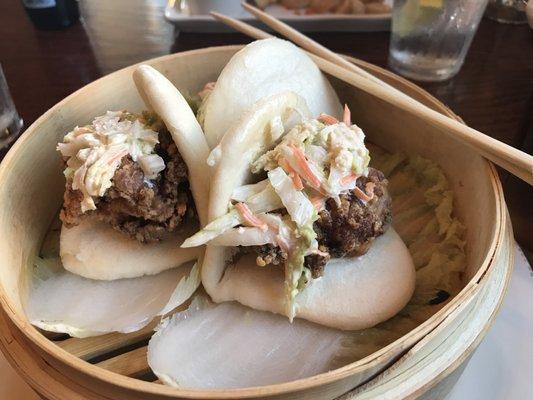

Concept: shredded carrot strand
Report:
left=340, top=172, right=359, bottom=186
left=291, top=173, right=304, bottom=191
left=235, top=203, right=268, bottom=231
left=289, top=145, right=322, bottom=189
left=343, top=104, right=351, bottom=125
left=280, top=158, right=304, bottom=190
left=318, top=113, right=339, bottom=125
left=353, top=186, right=374, bottom=202
left=311, top=248, right=329, bottom=257
left=198, top=82, right=215, bottom=98
left=365, top=182, right=375, bottom=198
left=310, top=195, right=325, bottom=212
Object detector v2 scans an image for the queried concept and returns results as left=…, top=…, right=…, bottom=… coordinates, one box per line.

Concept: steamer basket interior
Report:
left=0, top=46, right=504, bottom=400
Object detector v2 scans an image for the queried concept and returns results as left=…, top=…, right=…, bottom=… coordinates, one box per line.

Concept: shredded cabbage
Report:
left=267, top=167, right=315, bottom=227
left=210, top=226, right=278, bottom=247
left=57, top=111, right=165, bottom=212
left=304, top=144, right=328, bottom=169
left=182, top=210, right=242, bottom=248
left=246, top=184, right=284, bottom=213
left=196, top=83, right=214, bottom=130
left=333, top=146, right=468, bottom=362
left=139, top=154, right=166, bottom=180
left=183, top=183, right=285, bottom=248
left=158, top=262, right=201, bottom=317
left=252, top=116, right=370, bottom=200
left=232, top=180, right=270, bottom=203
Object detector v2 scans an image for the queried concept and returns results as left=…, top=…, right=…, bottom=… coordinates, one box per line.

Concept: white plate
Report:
left=165, top=0, right=392, bottom=33
left=447, top=245, right=533, bottom=400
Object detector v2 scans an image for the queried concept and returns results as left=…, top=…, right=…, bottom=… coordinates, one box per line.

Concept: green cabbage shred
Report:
left=333, top=146, right=467, bottom=365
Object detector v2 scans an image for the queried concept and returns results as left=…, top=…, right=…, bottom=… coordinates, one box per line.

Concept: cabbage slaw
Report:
left=57, top=111, right=166, bottom=212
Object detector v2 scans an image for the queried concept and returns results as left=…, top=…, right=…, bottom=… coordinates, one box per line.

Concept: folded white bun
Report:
left=59, top=65, right=211, bottom=281
left=60, top=218, right=201, bottom=281
left=210, top=229, right=415, bottom=331
left=133, top=65, right=211, bottom=226
left=202, top=92, right=416, bottom=330
left=201, top=38, right=343, bottom=148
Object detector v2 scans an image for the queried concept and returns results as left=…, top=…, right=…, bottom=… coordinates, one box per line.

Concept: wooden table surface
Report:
left=0, top=0, right=532, bottom=248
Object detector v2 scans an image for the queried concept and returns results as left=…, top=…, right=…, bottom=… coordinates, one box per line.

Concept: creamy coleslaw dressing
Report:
left=57, top=111, right=165, bottom=212
left=252, top=117, right=370, bottom=200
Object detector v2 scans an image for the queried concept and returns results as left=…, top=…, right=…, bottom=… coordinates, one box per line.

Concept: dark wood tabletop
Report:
left=1, top=0, right=532, bottom=248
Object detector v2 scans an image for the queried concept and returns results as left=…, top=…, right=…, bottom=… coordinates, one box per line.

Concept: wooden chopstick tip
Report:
left=209, top=11, right=224, bottom=20
left=242, top=1, right=263, bottom=15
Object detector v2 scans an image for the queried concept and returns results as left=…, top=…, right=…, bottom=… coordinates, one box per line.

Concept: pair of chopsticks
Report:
left=211, top=2, right=533, bottom=185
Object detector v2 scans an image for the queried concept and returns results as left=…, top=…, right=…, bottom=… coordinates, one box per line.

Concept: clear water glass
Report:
left=388, top=0, right=489, bottom=82
left=0, top=65, right=23, bottom=149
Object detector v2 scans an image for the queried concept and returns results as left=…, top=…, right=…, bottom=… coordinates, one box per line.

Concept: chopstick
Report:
left=211, top=11, right=273, bottom=39
left=211, top=8, right=533, bottom=185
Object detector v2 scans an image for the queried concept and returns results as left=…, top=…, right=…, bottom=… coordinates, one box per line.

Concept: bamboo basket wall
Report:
left=0, top=47, right=510, bottom=400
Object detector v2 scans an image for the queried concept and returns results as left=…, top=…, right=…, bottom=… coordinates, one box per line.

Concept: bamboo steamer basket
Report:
left=0, top=46, right=510, bottom=400
left=0, top=214, right=513, bottom=400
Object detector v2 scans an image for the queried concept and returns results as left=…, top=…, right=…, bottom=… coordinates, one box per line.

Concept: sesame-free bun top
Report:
left=60, top=218, right=201, bottom=281
left=201, top=38, right=343, bottom=148
left=207, top=227, right=415, bottom=331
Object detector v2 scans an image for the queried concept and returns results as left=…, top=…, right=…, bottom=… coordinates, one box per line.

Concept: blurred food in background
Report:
left=256, top=0, right=391, bottom=15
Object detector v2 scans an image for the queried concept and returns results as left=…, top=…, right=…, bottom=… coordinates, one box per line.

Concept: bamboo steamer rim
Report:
left=0, top=46, right=504, bottom=398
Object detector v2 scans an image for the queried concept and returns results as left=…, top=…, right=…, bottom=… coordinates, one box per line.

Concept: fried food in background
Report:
left=257, top=0, right=391, bottom=15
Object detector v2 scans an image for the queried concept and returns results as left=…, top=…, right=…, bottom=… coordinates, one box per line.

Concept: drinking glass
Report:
left=0, top=65, right=23, bottom=149
left=388, top=0, right=489, bottom=82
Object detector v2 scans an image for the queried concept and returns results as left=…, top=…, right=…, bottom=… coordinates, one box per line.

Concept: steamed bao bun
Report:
left=200, top=38, right=343, bottom=148
left=29, top=66, right=209, bottom=338
left=59, top=65, right=211, bottom=281
left=200, top=89, right=416, bottom=331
